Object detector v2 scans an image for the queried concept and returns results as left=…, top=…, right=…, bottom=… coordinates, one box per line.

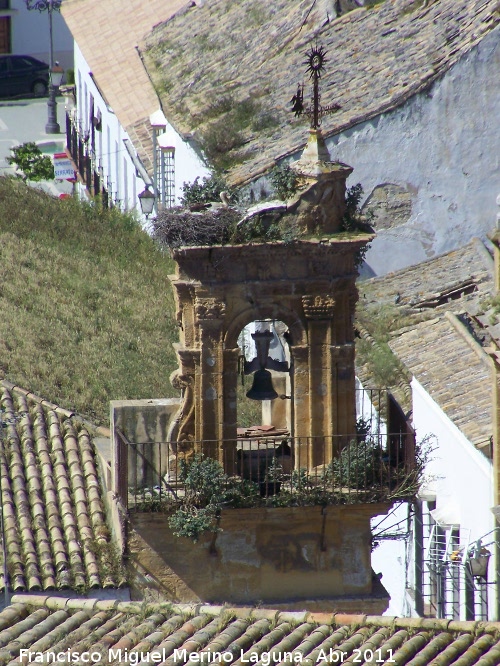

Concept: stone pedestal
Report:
left=128, top=503, right=391, bottom=613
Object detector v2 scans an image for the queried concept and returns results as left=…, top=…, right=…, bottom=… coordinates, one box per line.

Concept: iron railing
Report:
left=116, top=429, right=417, bottom=512
left=66, top=112, right=109, bottom=203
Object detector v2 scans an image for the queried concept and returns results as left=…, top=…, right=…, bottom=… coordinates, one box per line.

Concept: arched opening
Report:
left=235, top=319, right=292, bottom=495
left=237, top=319, right=291, bottom=428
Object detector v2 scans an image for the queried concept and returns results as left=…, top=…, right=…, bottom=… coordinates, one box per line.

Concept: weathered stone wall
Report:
left=126, top=504, right=390, bottom=612
left=110, top=398, right=180, bottom=489
left=362, top=183, right=413, bottom=232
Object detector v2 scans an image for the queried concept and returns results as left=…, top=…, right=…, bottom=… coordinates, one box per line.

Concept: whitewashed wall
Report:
left=10, top=1, right=73, bottom=71
left=73, top=44, right=140, bottom=217
left=412, top=378, right=493, bottom=552
left=371, top=376, right=495, bottom=618
left=411, top=378, right=494, bottom=619
left=323, top=27, right=500, bottom=276
left=153, top=113, right=211, bottom=204
left=72, top=45, right=208, bottom=224
left=371, top=502, right=409, bottom=617
left=72, top=44, right=143, bottom=216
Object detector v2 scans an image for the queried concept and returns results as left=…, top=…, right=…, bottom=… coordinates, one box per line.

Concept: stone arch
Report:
left=224, top=304, right=307, bottom=351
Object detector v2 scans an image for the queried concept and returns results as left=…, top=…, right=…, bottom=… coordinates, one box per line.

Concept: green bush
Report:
left=167, top=454, right=260, bottom=542
left=180, top=174, right=229, bottom=206
left=269, top=164, right=300, bottom=200
left=332, top=439, right=384, bottom=488
left=7, top=142, right=54, bottom=182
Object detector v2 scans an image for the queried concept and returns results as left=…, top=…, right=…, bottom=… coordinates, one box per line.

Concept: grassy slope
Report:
left=0, top=177, right=179, bottom=425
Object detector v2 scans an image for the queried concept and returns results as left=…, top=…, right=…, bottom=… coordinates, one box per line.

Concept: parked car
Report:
left=0, top=55, right=50, bottom=98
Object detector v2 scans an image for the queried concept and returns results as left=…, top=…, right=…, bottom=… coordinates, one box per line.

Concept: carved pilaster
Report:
left=167, top=348, right=200, bottom=477
left=194, top=297, right=226, bottom=451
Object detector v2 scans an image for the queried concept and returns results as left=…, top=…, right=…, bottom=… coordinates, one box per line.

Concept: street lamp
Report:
left=46, top=61, right=64, bottom=134
left=138, top=185, right=156, bottom=219
left=24, top=1, right=63, bottom=133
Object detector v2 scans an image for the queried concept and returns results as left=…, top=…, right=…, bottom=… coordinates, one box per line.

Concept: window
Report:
left=414, top=503, right=489, bottom=621
left=156, top=146, right=175, bottom=209
left=153, top=126, right=175, bottom=209
left=11, top=57, right=33, bottom=70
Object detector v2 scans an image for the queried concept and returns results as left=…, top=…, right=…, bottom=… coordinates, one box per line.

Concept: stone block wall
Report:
left=126, top=504, right=390, bottom=613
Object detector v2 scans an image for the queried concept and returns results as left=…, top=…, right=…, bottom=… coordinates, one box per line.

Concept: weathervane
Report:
left=291, top=44, right=341, bottom=129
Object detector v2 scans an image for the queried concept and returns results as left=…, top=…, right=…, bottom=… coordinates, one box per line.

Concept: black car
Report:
left=0, top=54, right=50, bottom=98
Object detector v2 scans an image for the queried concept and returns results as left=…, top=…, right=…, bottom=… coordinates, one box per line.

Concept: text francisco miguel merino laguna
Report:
left=19, top=647, right=395, bottom=664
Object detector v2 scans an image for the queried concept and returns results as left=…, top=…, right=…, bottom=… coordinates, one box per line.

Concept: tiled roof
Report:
left=0, top=381, right=125, bottom=593
left=355, top=238, right=497, bottom=451
left=140, top=0, right=500, bottom=185
left=1, top=595, right=500, bottom=666
left=61, top=0, right=187, bottom=129
left=359, top=237, right=494, bottom=312
left=389, top=312, right=493, bottom=453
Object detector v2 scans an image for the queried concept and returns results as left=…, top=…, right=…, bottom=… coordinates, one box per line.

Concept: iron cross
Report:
left=291, top=45, right=341, bottom=129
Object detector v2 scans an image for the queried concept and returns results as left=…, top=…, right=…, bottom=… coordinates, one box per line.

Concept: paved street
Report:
left=0, top=96, right=72, bottom=196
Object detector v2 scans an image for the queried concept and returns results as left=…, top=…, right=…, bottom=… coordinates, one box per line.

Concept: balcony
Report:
left=114, top=422, right=417, bottom=513
left=65, top=112, right=108, bottom=203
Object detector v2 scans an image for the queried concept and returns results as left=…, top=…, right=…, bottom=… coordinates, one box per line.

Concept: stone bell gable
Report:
left=167, top=128, right=373, bottom=470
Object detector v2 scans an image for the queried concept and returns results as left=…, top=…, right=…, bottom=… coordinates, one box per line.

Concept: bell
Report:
left=246, top=368, right=278, bottom=401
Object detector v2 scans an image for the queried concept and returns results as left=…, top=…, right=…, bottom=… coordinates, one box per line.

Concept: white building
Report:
left=61, top=0, right=209, bottom=224
left=360, top=237, right=499, bottom=620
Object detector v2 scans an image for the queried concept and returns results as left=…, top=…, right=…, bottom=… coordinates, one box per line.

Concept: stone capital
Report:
left=302, top=294, right=336, bottom=319
left=194, top=296, right=226, bottom=322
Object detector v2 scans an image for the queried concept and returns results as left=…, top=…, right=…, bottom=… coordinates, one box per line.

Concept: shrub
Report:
left=180, top=174, right=229, bottom=206
left=7, top=142, right=54, bottom=181
left=167, top=454, right=259, bottom=542
left=332, top=438, right=384, bottom=488
left=269, top=164, right=300, bottom=200
left=342, top=183, right=364, bottom=231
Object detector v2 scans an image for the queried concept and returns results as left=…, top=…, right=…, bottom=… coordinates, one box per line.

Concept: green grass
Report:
left=0, top=177, right=179, bottom=425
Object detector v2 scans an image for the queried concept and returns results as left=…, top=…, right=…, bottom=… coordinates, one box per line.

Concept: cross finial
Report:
left=291, top=45, right=341, bottom=129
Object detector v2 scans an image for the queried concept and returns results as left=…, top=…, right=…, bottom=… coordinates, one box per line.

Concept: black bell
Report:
left=246, top=368, right=278, bottom=401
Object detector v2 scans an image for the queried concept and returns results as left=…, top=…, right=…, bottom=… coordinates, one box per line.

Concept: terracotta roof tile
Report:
left=355, top=238, right=495, bottom=413
left=61, top=0, right=188, bottom=130
left=0, top=597, right=499, bottom=666
left=0, top=381, right=125, bottom=593
left=389, top=312, right=493, bottom=450
left=359, top=238, right=494, bottom=311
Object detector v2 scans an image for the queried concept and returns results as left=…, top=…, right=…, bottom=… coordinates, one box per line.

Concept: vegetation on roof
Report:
left=355, top=302, right=414, bottom=388
left=141, top=0, right=499, bottom=185
left=0, top=177, right=179, bottom=424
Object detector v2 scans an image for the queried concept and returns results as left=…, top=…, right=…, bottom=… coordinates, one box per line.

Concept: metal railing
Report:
left=116, top=429, right=417, bottom=512
left=66, top=112, right=109, bottom=203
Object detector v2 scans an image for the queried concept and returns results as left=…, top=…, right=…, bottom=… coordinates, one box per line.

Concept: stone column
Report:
left=302, top=294, right=336, bottom=467
left=290, top=344, right=310, bottom=470
left=222, top=347, right=240, bottom=474
left=194, top=296, right=226, bottom=459
left=331, top=343, right=357, bottom=445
